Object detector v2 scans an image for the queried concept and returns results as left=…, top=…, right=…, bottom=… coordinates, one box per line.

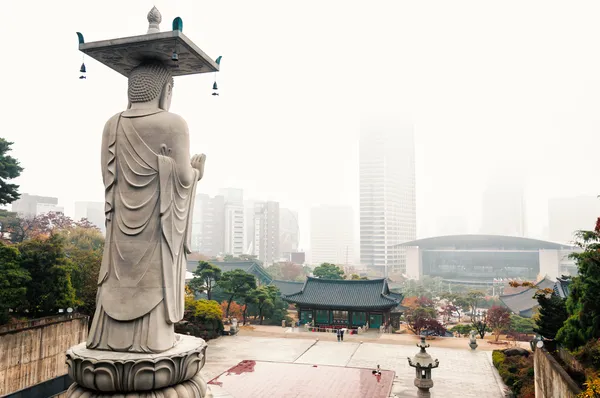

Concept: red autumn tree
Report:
left=487, top=306, right=512, bottom=342
left=220, top=300, right=243, bottom=320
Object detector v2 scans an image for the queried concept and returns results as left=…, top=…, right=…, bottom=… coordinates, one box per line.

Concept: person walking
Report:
left=340, top=328, right=345, bottom=341
left=337, top=328, right=341, bottom=342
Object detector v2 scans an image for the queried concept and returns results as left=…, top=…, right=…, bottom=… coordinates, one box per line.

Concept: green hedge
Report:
left=492, top=350, right=535, bottom=398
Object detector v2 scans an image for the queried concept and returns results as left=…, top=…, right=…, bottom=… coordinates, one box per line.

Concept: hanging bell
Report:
left=212, top=82, right=218, bottom=90
left=80, top=63, right=86, bottom=73
left=171, top=51, right=179, bottom=61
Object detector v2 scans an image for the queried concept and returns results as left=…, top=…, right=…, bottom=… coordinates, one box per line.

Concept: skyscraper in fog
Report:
left=480, top=173, right=526, bottom=237
left=219, top=188, right=245, bottom=256
left=253, top=201, right=280, bottom=265
left=279, top=208, right=300, bottom=259
left=359, top=121, right=416, bottom=276
left=548, top=196, right=600, bottom=243
left=310, top=205, right=354, bottom=266
left=191, top=194, right=225, bottom=256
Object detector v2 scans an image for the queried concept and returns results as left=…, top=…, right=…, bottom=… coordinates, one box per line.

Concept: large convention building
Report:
left=400, top=234, right=578, bottom=284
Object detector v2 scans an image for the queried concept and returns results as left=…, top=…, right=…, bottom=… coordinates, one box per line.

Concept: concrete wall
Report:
left=405, top=246, right=421, bottom=280
left=534, top=348, right=582, bottom=398
left=0, top=315, right=88, bottom=396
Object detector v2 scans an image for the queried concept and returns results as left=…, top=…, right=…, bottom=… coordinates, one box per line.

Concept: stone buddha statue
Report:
left=87, top=61, right=206, bottom=353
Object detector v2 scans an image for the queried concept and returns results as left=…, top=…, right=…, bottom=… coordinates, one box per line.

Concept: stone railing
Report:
left=557, top=345, right=586, bottom=374
left=534, top=348, right=582, bottom=398
left=0, top=314, right=87, bottom=335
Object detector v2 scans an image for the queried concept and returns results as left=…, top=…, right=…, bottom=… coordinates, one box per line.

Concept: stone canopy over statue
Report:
left=65, top=7, right=220, bottom=397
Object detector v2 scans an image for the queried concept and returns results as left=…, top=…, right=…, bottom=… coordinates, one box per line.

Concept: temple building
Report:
left=283, top=278, right=403, bottom=329
left=499, top=276, right=573, bottom=318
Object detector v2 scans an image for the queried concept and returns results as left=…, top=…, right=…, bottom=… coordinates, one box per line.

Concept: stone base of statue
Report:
left=65, top=334, right=210, bottom=397
left=414, top=378, right=433, bottom=398
left=469, top=342, right=478, bottom=350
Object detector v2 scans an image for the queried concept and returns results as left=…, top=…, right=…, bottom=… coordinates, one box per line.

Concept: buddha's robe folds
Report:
left=87, top=110, right=199, bottom=353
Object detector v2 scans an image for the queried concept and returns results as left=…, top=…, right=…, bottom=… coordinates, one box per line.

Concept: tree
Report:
left=313, top=263, right=344, bottom=280
left=241, top=292, right=257, bottom=325
left=466, top=290, right=485, bottom=321
left=18, top=234, right=78, bottom=314
left=59, top=226, right=104, bottom=316
left=217, top=269, right=257, bottom=318
left=508, top=279, right=565, bottom=340
left=510, top=314, right=535, bottom=334
left=534, top=293, right=567, bottom=340
left=440, top=292, right=470, bottom=322
left=404, top=306, right=438, bottom=335
left=220, top=301, right=243, bottom=319
left=440, top=303, right=457, bottom=324
left=0, top=243, right=30, bottom=324
left=251, top=285, right=279, bottom=325
left=180, top=286, right=224, bottom=339
left=403, top=296, right=443, bottom=335
left=189, top=261, right=222, bottom=300
left=487, top=306, right=511, bottom=342
left=472, top=316, right=489, bottom=339
left=0, top=138, right=23, bottom=205
left=266, top=262, right=304, bottom=281
left=0, top=211, right=98, bottom=244
left=554, top=222, right=600, bottom=349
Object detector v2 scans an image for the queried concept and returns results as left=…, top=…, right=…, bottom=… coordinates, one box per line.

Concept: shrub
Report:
left=450, top=324, right=473, bottom=335
left=492, top=351, right=506, bottom=368
left=492, top=350, right=534, bottom=398
left=578, top=377, right=600, bottom=398
left=575, top=339, right=600, bottom=371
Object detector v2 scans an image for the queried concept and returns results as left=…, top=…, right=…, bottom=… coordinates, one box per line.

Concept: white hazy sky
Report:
left=3, top=1, right=600, bottom=252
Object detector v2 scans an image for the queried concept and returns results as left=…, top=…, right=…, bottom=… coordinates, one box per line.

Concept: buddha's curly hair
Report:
left=128, top=61, right=174, bottom=103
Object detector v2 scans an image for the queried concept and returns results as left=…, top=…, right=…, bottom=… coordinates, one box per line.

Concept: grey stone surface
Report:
left=294, top=341, right=361, bottom=366
left=79, top=31, right=219, bottom=77
left=67, top=335, right=207, bottom=392
left=201, top=336, right=315, bottom=381
left=66, top=373, right=211, bottom=398
left=201, top=336, right=507, bottom=398
left=87, top=60, right=205, bottom=355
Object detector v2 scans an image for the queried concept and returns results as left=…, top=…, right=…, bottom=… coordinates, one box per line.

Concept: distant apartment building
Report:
left=253, top=201, right=280, bottom=265
left=548, top=196, right=600, bottom=244
left=290, top=251, right=306, bottom=265
left=11, top=193, right=63, bottom=217
left=74, top=201, right=105, bottom=233
left=359, top=121, right=416, bottom=276
left=244, top=200, right=256, bottom=254
left=310, top=205, right=354, bottom=266
left=191, top=194, right=225, bottom=256
left=219, top=188, right=245, bottom=256
left=279, top=208, right=300, bottom=259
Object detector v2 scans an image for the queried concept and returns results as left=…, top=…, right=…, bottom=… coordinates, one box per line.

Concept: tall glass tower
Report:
left=359, top=121, right=416, bottom=276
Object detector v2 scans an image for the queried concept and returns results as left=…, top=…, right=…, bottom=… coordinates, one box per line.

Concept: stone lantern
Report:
left=407, top=335, right=440, bottom=398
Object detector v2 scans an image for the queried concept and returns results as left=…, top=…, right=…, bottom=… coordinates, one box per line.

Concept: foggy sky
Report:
left=2, top=1, right=600, bottom=252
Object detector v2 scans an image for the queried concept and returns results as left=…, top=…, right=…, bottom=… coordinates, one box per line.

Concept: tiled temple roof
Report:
left=283, top=277, right=400, bottom=310
left=270, top=280, right=304, bottom=296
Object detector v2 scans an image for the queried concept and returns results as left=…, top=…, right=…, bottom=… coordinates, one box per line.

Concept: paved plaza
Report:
left=201, top=335, right=507, bottom=397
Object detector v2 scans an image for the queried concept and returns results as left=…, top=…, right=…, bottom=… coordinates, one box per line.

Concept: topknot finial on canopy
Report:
left=147, top=6, right=162, bottom=34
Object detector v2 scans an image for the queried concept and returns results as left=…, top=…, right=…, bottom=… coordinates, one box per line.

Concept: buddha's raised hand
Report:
left=191, top=154, right=206, bottom=180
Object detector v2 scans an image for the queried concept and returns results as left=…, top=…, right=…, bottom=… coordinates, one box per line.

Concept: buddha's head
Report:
left=128, top=61, right=174, bottom=111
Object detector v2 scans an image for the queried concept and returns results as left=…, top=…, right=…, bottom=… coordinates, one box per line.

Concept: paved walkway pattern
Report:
left=201, top=335, right=507, bottom=397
